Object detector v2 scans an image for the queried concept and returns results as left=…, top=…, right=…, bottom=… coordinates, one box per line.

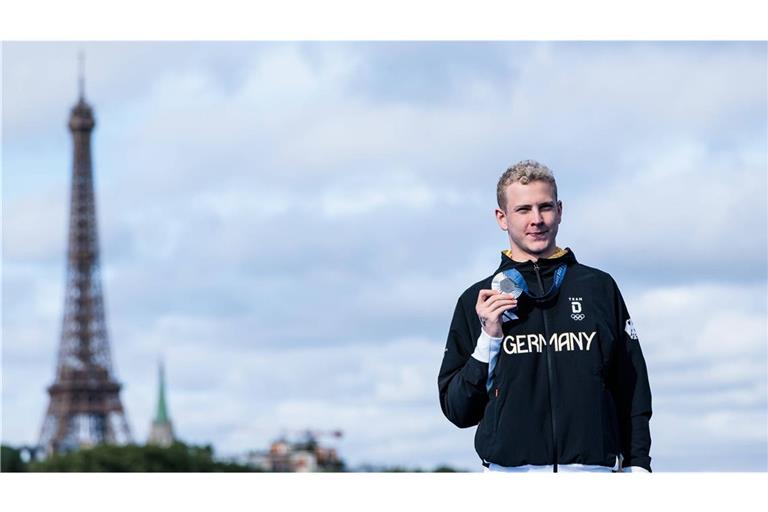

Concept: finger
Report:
left=479, top=302, right=517, bottom=320
left=487, top=301, right=517, bottom=317
left=477, top=289, right=499, bottom=304
left=485, top=294, right=517, bottom=307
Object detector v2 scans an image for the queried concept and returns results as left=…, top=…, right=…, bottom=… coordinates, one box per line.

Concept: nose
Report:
left=531, top=207, right=544, bottom=225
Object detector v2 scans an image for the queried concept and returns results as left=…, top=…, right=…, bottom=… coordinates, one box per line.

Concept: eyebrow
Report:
left=513, top=200, right=555, bottom=210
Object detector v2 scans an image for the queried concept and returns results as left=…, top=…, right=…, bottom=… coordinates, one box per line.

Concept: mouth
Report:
left=527, top=231, right=549, bottom=240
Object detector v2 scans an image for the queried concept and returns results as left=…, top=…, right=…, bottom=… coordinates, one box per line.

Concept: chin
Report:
left=526, top=243, right=554, bottom=256
left=527, top=242, right=550, bottom=252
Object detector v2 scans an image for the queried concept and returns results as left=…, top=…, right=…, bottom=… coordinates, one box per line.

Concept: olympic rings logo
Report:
left=571, top=313, right=585, bottom=321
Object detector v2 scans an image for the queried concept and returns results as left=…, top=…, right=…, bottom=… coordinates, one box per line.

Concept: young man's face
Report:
left=495, top=180, right=563, bottom=261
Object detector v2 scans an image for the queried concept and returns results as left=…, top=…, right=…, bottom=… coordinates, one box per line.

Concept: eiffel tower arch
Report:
left=39, top=61, right=132, bottom=455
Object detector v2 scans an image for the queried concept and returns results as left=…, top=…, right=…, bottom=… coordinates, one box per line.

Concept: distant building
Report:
left=147, top=361, right=175, bottom=447
left=245, top=430, right=344, bottom=472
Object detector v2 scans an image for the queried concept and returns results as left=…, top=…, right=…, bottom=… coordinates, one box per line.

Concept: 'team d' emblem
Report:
left=569, top=297, right=584, bottom=321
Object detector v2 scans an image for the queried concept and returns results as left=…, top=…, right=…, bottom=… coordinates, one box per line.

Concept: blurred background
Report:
left=2, top=41, right=766, bottom=471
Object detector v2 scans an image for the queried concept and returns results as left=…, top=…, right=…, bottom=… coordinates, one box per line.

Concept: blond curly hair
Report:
left=496, top=160, right=558, bottom=209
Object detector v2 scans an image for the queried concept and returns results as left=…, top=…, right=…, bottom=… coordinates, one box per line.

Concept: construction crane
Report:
left=277, top=428, right=343, bottom=448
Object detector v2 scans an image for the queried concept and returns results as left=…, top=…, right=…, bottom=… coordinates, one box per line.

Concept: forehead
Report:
left=503, top=180, right=557, bottom=207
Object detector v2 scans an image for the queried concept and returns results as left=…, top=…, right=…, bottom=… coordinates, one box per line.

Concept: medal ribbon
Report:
left=504, top=263, right=567, bottom=302
left=486, top=264, right=568, bottom=392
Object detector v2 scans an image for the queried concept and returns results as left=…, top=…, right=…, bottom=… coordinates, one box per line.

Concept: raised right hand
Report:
left=475, top=289, right=518, bottom=338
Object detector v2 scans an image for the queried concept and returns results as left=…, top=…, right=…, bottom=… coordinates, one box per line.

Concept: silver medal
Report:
left=491, top=271, right=522, bottom=321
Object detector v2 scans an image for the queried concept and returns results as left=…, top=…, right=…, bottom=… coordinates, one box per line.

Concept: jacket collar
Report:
left=496, top=246, right=577, bottom=274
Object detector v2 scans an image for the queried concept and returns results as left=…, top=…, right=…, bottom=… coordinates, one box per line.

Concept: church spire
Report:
left=148, top=360, right=176, bottom=447
left=154, top=360, right=170, bottom=423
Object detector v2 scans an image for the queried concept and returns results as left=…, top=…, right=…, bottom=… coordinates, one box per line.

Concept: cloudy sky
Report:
left=2, top=41, right=766, bottom=471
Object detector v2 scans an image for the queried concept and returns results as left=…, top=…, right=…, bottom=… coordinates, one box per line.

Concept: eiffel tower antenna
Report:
left=78, top=51, right=85, bottom=100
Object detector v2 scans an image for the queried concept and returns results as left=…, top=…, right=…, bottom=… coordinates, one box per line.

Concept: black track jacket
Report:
left=438, top=249, right=652, bottom=471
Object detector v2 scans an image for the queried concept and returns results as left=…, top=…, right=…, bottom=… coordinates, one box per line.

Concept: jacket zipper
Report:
left=534, top=261, right=559, bottom=473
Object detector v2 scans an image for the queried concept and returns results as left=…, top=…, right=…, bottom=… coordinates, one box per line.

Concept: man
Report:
left=438, top=160, right=652, bottom=472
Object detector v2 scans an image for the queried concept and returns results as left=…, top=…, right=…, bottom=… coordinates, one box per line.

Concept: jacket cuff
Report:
left=623, top=466, right=650, bottom=473
left=471, top=329, right=503, bottom=363
left=623, top=453, right=652, bottom=473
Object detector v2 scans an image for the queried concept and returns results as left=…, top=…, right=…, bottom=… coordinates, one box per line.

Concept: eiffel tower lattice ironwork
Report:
left=39, top=61, right=132, bottom=454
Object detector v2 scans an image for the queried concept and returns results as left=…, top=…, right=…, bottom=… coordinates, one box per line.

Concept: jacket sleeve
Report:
left=607, top=279, right=653, bottom=472
left=438, top=294, right=490, bottom=428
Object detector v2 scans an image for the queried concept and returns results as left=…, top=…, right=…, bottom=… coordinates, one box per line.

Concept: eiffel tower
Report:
left=39, top=57, right=132, bottom=454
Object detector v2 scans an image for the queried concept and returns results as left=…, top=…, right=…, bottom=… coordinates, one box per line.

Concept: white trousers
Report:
left=483, top=455, right=621, bottom=473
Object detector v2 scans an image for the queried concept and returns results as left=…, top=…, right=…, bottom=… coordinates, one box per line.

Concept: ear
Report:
left=556, top=200, right=563, bottom=223
left=495, top=207, right=508, bottom=231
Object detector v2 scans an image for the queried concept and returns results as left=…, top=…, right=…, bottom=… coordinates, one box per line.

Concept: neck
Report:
left=507, top=244, right=558, bottom=263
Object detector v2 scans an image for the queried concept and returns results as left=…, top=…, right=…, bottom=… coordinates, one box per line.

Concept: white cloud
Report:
left=630, top=282, right=767, bottom=361
left=2, top=187, right=67, bottom=263
left=563, top=140, right=766, bottom=279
